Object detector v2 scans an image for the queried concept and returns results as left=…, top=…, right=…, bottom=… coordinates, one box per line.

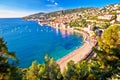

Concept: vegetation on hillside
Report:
left=69, top=18, right=87, bottom=28
left=23, top=7, right=98, bottom=20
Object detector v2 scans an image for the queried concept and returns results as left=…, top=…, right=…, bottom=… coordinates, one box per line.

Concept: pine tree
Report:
left=0, top=37, right=18, bottom=80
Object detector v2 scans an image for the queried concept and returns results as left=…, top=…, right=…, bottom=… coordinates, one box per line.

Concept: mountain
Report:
left=23, top=12, right=45, bottom=20
left=23, top=3, right=120, bottom=22
left=23, top=7, right=99, bottom=20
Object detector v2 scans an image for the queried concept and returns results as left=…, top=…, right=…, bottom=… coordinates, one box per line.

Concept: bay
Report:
left=0, top=18, right=83, bottom=68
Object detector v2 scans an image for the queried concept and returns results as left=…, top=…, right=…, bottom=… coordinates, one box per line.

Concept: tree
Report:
left=25, top=61, right=40, bottom=80
left=24, top=54, right=62, bottom=80
left=101, top=23, right=110, bottom=29
left=63, top=60, right=98, bottom=80
left=43, top=54, right=62, bottom=80
left=63, top=60, right=77, bottom=80
left=0, top=37, right=18, bottom=80
left=69, top=19, right=87, bottom=28
left=93, top=24, right=120, bottom=79
left=98, top=24, right=120, bottom=54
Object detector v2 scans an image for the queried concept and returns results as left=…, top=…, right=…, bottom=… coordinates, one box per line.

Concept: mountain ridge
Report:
left=23, top=3, right=120, bottom=20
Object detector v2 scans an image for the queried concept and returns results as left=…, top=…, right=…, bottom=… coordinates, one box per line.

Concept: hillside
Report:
left=23, top=7, right=99, bottom=20
left=23, top=3, right=120, bottom=21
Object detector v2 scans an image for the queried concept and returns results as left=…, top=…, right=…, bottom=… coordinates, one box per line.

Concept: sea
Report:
left=0, top=18, right=83, bottom=68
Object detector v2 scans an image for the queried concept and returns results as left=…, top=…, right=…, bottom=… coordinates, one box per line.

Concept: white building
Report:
left=116, top=10, right=120, bottom=14
left=98, top=15, right=114, bottom=20
left=117, top=15, right=120, bottom=22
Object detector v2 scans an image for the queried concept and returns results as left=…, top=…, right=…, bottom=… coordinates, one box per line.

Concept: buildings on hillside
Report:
left=98, top=15, right=114, bottom=20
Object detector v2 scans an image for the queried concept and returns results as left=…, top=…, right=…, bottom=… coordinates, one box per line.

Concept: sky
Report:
left=0, top=0, right=120, bottom=18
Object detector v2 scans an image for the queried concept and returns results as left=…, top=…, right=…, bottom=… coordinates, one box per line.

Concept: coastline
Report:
left=57, top=29, right=95, bottom=72
left=37, top=21, right=96, bottom=72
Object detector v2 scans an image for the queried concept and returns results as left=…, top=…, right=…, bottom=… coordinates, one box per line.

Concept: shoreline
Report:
left=37, top=22, right=96, bottom=72
left=57, top=29, right=95, bottom=72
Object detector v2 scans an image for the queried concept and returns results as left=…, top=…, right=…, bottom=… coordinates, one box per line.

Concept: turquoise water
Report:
left=0, top=18, right=83, bottom=68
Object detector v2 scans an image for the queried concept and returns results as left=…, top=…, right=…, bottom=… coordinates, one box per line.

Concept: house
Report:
left=98, top=15, right=114, bottom=20
left=117, top=14, right=120, bottom=22
left=116, top=10, right=120, bottom=14
left=88, top=25, right=93, bottom=31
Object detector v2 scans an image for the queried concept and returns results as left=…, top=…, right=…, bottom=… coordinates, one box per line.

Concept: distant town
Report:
left=24, top=3, right=120, bottom=28
left=23, top=3, right=120, bottom=40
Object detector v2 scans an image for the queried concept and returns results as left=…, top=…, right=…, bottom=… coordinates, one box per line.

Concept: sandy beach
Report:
left=57, top=29, right=95, bottom=72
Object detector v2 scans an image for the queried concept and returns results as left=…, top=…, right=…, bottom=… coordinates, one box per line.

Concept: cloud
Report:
left=46, top=0, right=58, bottom=7
left=46, top=0, right=63, bottom=12
left=54, top=2, right=58, bottom=6
left=46, top=2, right=58, bottom=7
